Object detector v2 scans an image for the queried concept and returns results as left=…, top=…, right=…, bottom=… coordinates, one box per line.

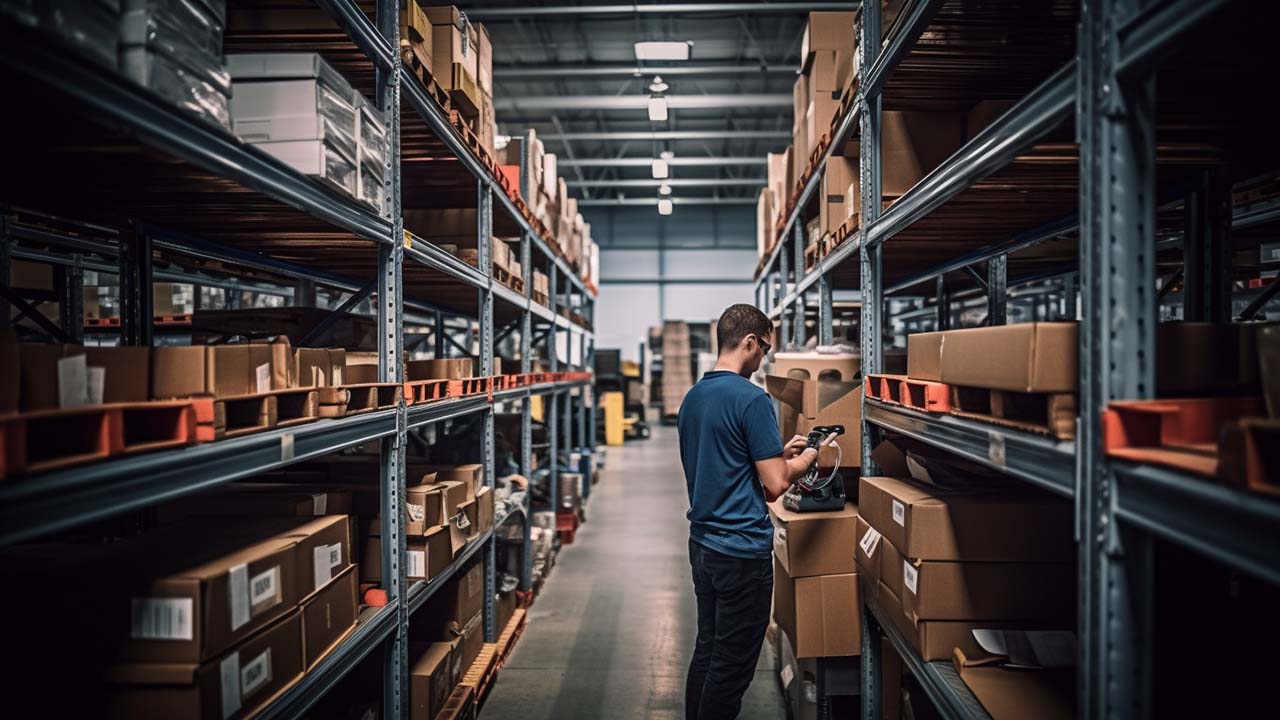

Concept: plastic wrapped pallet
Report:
left=2, top=0, right=120, bottom=70
left=119, top=0, right=230, bottom=129
left=354, top=93, right=388, bottom=214
left=228, top=53, right=361, bottom=197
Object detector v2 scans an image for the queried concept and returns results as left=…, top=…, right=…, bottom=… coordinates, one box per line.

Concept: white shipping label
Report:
left=891, top=499, right=906, bottom=526
left=311, top=493, right=327, bottom=515
left=220, top=653, right=242, bottom=720
left=131, top=597, right=194, bottom=640
left=780, top=664, right=795, bottom=689
left=255, top=363, right=271, bottom=394
left=313, top=544, right=341, bottom=591
left=86, top=366, right=105, bottom=405
left=240, top=648, right=272, bottom=700
left=859, top=527, right=882, bottom=558
left=407, top=550, right=426, bottom=578
left=57, top=354, right=88, bottom=409
left=407, top=503, right=425, bottom=523
left=250, top=567, right=280, bottom=609
left=453, top=512, right=471, bottom=531
left=903, top=561, right=919, bottom=594
left=229, top=564, right=251, bottom=631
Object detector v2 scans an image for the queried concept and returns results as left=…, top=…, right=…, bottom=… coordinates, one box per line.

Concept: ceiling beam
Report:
left=578, top=197, right=757, bottom=206
left=559, top=157, right=766, bottom=167
left=465, top=3, right=856, bottom=18
left=495, top=63, right=796, bottom=78
left=541, top=130, right=791, bottom=141
left=494, top=94, right=789, bottom=111
left=570, top=178, right=765, bottom=188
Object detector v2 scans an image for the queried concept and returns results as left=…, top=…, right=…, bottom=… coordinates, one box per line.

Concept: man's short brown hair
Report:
left=716, top=304, right=772, bottom=354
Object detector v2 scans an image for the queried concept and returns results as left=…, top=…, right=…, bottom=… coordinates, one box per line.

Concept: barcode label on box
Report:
left=220, top=653, right=242, bottom=720
left=255, top=363, right=271, bottom=394
left=903, top=561, right=918, bottom=594
left=131, top=597, right=194, bottom=640
left=240, top=648, right=272, bottom=699
left=859, top=527, right=882, bottom=558
left=408, top=550, right=426, bottom=578
left=229, top=564, right=250, bottom=631
left=250, top=567, right=280, bottom=610
left=892, top=500, right=905, bottom=526
left=313, top=543, right=343, bottom=590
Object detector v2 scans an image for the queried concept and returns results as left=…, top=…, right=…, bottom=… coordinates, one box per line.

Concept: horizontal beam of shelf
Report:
left=0, top=408, right=398, bottom=546
left=399, top=66, right=593, bottom=300
left=865, top=61, right=1076, bottom=250
left=407, top=529, right=494, bottom=614
left=256, top=600, right=399, bottom=720
left=492, top=280, right=530, bottom=310
left=1113, top=461, right=1280, bottom=586
left=406, top=233, right=489, bottom=290
left=864, top=401, right=1074, bottom=497
left=865, top=581, right=991, bottom=720
left=406, top=395, right=492, bottom=429
left=1, top=24, right=393, bottom=246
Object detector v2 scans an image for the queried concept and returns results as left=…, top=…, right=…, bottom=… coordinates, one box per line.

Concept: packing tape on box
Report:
left=229, top=564, right=251, bottom=630
left=220, top=652, right=242, bottom=719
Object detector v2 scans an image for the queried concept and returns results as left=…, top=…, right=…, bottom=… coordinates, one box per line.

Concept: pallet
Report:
left=1219, top=418, right=1280, bottom=497
left=901, top=378, right=952, bottom=413
left=532, top=290, right=549, bottom=308
left=1, top=399, right=212, bottom=479
left=448, top=376, right=491, bottom=398
left=865, top=374, right=908, bottom=405
left=804, top=241, right=822, bottom=273
left=215, top=393, right=276, bottom=439
left=950, top=386, right=1078, bottom=439
left=84, top=317, right=121, bottom=328
left=404, top=378, right=450, bottom=405
left=435, top=683, right=476, bottom=720
left=491, top=374, right=528, bottom=392
left=556, top=510, right=580, bottom=545
left=461, top=643, right=499, bottom=702
left=272, top=388, right=320, bottom=429
left=493, top=264, right=525, bottom=294
left=495, top=608, right=528, bottom=665
left=1103, top=396, right=1263, bottom=477
left=317, top=383, right=402, bottom=417
left=401, top=47, right=452, bottom=113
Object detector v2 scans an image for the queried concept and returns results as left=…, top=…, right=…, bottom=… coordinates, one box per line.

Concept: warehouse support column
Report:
left=987, top=254, right=1007, bottom=325
left=818, top=274, right=833, bottom=346
left=519, top=232, right=534, bottom=590
left=376, top=1, right=407, bottom=713
left=478, top=183, right=497, bottom=643
left=778, top=223, right=791, bottom=343
left=1079, top=1, right=1156, bottom=715
left=119, top=224, right=153, bottom=347
left=1182, top=169, right=1232, bottom=322
left=792, top=223, right=806, bottom=348
left=548, top=265, right=559, bottom=522
left=858, top=2, right=884, bottom=718
left=935, top=275, right=950, bottom=330
left=58, top=254, right=84, bottom=343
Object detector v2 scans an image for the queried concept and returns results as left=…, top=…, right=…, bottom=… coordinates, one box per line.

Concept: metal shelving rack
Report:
left=0, top=2, right=595, bottom=718
left=754, top=1, right=1278, bottom=718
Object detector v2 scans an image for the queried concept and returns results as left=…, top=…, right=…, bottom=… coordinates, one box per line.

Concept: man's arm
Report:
left=755, top=447, right=819, bottom=502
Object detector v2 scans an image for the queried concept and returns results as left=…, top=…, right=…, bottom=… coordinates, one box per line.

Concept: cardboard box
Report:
left=772, top=555, right=860, bottom=658
left=407, top=482, right=444, bottom=535
left=414, top=562, right=485, bottom=637
left=806, top=87, right=842, bottom=150
left=107, top=609, right=305, bottom=720
left=454, top=610, right=484, bottom=677
left=427, top=5, right=478, bottom=84
left=152, top=342, right=292, bottom=400
left=295, top=347, right=346, bottom=387
left=301, top=565, right=358, bottom=669
left=411, top=641, right=459, bottom=720
left=421, top=464, right=483, bottom=500
left=425, top=524, right=452, bottom=578
left=276, top=515, right=353, bottom=600
left=882, top=111, right=967, bottom=196
left=900, top=558, right=1074, bottom=621
left=800, top=11, right=857, bottom=79
left=938, top=322, right=1078, bottom=393
left=475, top=22, right=492, bottom=96
left=18, top=343, right=81, bottom=410
left=906, top=331, right=945, bottom=381
left=82, top=346, right=152, bottom=403
left=402, top=0, right=435, bottom=75
left=858, top=476, right=1073, bottom=562
left=495, top=584, right=517, bottom=634
left=769, top=500, right=859, bottom=578
left=9, top=259, right=53, bottom=290
left=765, top=374, right=862, bottom=468
left=771, top=351, right=860, bottom=382
left=952, top=649, right=1075, bottom=720
left=820, top=155, right=859, bottom=236
left=406, top=358, right=474, bottom=381
left=475, top=486, right=494, bottom=536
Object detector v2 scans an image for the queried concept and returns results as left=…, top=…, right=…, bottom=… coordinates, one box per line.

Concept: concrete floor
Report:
left=482, top=426, right=786, bottom=719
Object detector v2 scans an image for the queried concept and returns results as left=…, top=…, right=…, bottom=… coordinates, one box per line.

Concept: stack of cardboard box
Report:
left=661, top=321, right=693, bottom=417
left=411, top=561, right=487, bottom=695
left=794, top=11, right=858, bottom=173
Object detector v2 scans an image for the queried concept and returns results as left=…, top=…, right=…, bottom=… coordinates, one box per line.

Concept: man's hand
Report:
left=783, top=434, right=808, bottom=460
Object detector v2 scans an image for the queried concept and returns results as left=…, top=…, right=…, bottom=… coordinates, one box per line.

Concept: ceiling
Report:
left=460, top=2, right=840, bottom=207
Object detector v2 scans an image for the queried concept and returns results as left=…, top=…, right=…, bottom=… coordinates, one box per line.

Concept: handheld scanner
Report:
left=805, top=425, right=845, bottom=449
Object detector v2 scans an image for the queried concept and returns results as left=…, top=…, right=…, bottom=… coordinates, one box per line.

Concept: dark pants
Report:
left=685, top=538, right=773, bottom=720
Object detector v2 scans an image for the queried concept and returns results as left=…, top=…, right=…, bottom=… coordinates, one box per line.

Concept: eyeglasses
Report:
left=754, top=335, right=772, bottom=355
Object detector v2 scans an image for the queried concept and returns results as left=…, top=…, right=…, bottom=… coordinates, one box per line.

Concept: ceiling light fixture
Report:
left=634, top=41, right=692, bottom=62
left=647, top=95, right=668, bottom=122
left=659, top=182, right=672, bottom=195
left=651, top=158, right=669, bottom=179
left=658, top=198, right=674, bottom=215
left=648, top=75, right=669, bottom=93
left=659, top=150, right=674, bottom=160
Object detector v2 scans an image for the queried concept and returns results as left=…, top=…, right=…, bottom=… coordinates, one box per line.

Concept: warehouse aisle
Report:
left=482, top=426, right=786, bottom=719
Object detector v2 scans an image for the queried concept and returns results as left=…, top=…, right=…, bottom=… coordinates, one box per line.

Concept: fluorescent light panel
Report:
left=651, top=158, right=669, bottom=179
left=647, top=95, right=668, bottom=121
left=634, top=41, right=691, bottom=61
left=658, top=198, right=674, bottom=215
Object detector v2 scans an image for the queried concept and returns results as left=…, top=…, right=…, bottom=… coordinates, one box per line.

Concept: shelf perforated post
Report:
left=518, top=230, right=534, bottom=590
left=1079, top=0, right=1157, bottom=715
left=778, top=222, right=791, bottom=343
left=119, top=224, right=153, bottom=347
left=987, top=255, right=1007, bottom=325
left=1182, top=169, right=1232, bottom=322
left=478, top=182, right=498, bottom=643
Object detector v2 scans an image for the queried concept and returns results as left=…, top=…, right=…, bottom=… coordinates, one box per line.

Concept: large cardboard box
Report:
left=806, top=88, right=842, bottom=153
left=820, top=155, right=859, bottom=236
left=772, top=555, right=860, bottom=658
left=406, top=357, right=474, bottom=381
left=107, top=609, right=305, bottom=720
left=152, top=342, right=292, bottom=400
left=475, top=22, right=492, bottom=96
left=18, top=343, right=81, bottom=410
left=765, top=374, right=862, bottom=468
left=858, top=476, right=1073, bottom=562
left=295, top=347, right=346, bottom=387
left=768, top=151, right=790, bottom=213
left=411, top=640, right=459, bottom=720
left=427, top=5, right=478, bottom=86
left=938, top=322, right=1077, bottom=393
left=301, top=565, right=359, bottom=669
left=800, top=11, right=857, bottom=82
left=413, top=562, right=485, bottom=639
left=882, top=111, right=967, bottom=197
left=878, top=579, right=1051, bottom=663
left=401, top=0, right=435, bottom=75
left=769, top=500, right=859, bottom=577
left=85, top=346, right=151, bottom=403
left=900, top=558, right=1074, bottom=621
left=952, top=650, right=1075, bottom=720
left=771, top=351, right=860, bottom=382
left=906, top=331, right=945, bottom=381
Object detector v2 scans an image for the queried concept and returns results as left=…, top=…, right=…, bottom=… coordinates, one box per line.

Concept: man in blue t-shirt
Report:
left=677, top=303, right=826, bottom=720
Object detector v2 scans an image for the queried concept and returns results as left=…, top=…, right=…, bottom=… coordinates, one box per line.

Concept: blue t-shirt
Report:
left=677, top=370, right=784, bottom=559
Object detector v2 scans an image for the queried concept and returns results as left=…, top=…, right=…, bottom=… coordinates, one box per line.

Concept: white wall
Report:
left=597, top=248, right=757, bottom=361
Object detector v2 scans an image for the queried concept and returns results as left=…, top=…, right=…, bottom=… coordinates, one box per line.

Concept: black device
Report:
left=781, top=424, right=847, bottom=513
